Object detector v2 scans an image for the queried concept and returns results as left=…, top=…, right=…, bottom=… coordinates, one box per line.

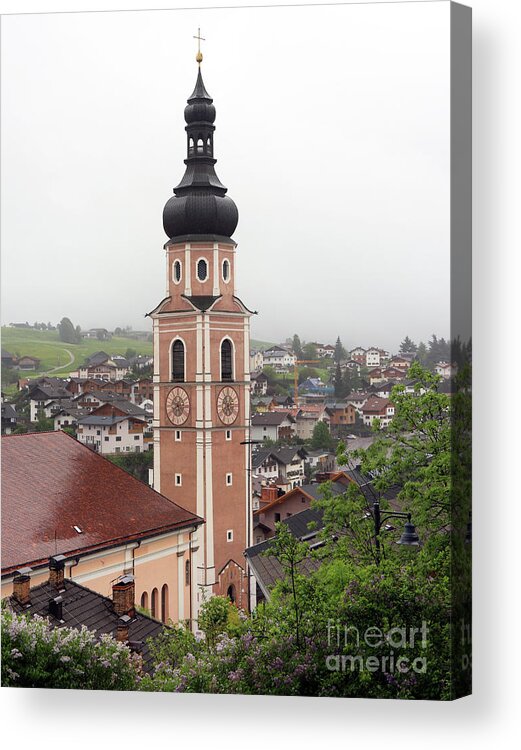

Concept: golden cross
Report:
left=193, top=27, right=205, bottom=62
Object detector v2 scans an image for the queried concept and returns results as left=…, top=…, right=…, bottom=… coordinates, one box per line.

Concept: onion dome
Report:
left=163, top=67, right=238, bottom=243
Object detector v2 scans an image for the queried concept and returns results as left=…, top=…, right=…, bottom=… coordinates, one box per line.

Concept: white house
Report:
left=294, top=405, right=332, bottom=441
left=365, top=348, right=381, bottom=367
left=346, top=392, right=369, bottom=415
left=249, top=350, right=264, bottom=373
left=435, top=361, right=456, bottom=379
left=251, top=412, right=296, bottom=442
left=361, top=396, right=395, bottom=428
left=262, top=347, right=297, bottom=372
left=76, top=414, right=148, bottom=454
left=252, top=446, right=307, bottom=489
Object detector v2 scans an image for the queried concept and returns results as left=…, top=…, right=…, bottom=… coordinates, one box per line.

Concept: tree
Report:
left=416, top=341, right=427, bottom=365
left=125, top=347, right=137, bottom=360
left=302, top=342, right=318, bottom=361
left=333, top=362, right=343, bottom=398
left=400, top=335, right=417, bottom=353
left=334, top=336, right=346, bottom=363
left=57, top=317, right=81, bottom=345
left=310, top=420, right=332, bottom=450
left=262, top=365, right=277, bottom=385
left=292, top=334, right=303, bottom=359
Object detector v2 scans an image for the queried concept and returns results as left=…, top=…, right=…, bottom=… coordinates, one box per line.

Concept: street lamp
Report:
left=369, top=500, right=420, bottom=564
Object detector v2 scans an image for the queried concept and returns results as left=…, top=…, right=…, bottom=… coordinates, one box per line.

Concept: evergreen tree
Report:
left=416, top=341, right=427, bottom=365
left=334, top=336, right=346, bottom=363
left=333, top=362, right=343, bottom=398
left=292, top=334, right=303, bottom=359
left=400, top=335, right=417, bottom=353
left=310, top=420, right=332, bottom=450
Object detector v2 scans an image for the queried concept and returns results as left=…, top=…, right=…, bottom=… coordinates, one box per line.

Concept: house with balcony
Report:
left=76, top=413, right=148, bottom=454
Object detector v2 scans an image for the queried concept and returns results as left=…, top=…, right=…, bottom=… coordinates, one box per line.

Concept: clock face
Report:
left=166, top=387, right=190, bottom=426
left=217, top=386, right=239, bottom=425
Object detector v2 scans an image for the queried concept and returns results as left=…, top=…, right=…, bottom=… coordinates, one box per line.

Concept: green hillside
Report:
left=1, top=327, right=152, bottom=379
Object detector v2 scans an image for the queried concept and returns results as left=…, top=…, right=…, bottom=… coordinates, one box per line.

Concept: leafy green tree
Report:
left=298, top=366, right=318, bottom=383
left=333, top=362, right=343, bottom=398
left=57, top=317, right=81, bottom=345
left=125, top=347, right=137, bottom=360
left=310, top=420, right=332, bottom=450
left=262, top=365, right=277, bottom=385
left=302, top=342, right=318, bottom=361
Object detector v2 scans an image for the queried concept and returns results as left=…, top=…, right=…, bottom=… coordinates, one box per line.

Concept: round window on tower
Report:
left=172, top=260, right=182, bottom=284
left=197, top=258, right=208, bottom=282
left=222, top=259, right=230, bottom=282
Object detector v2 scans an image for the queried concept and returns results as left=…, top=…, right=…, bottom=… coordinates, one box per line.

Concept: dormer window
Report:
left=197, top=258, right=208, bottom=282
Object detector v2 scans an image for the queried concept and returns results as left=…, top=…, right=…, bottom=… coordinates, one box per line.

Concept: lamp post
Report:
left=369, top=500, right=420, bottom=565
left=240, top=438, right=263, bottom=611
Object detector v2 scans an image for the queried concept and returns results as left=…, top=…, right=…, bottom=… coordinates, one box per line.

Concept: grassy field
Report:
left=1, top=327, right=153, bottom=379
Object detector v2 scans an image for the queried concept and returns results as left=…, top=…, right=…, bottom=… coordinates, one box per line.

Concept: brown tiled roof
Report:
left=1, top=431, right=202, bottom=575
left=362, top=395, right=391, bottom=413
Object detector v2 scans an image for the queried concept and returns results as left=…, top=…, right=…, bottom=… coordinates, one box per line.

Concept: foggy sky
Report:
left=1, top=2, right=451, bottom=352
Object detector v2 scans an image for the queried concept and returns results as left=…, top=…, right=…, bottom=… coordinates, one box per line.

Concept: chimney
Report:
left=261, top=486, right=279, bottom=504
left=48, top=595, right=63, bottom=620
left=49, top=554, right=66, bottom=590
left=12, top=567, right=32, bottom=606
left=112, top=574, right=135, bottom=617
left=116, top=614, right=131, bottom=642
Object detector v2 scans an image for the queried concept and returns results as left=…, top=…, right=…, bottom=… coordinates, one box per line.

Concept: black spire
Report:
left=163, top=67, right=238, bottom=243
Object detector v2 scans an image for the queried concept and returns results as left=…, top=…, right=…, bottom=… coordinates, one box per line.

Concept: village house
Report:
left=129, top=354, right=153, bottom=371
left=327, top=401, right=357, bottom=433
left=251, top=411, right=296, bottom=442
left=388, top=355, right=411, bottom=372
left=313, top=343, right=335, bottom=359
left=252, top=446, right=307, bottom=490
left=261, top=346, right=297, bottom=372
left=382, top=366, right=407, bottom=380
left=1, top=349, right=16, bottom=368
left=1, top=402, right=17, bottom=434
left=361, top=395, right=395, bottom=428
left=53, top=407, right=91, bottom=431
left=76, top=351, right=131, bottom=382
left=16, top=355, right=41, bottom=371
left=435, top=361, right=457, bottom=379
left=131, top=377, right=154, bottom=405
left=365, top=347, right=381, bottom=367
left=294, top=403, right=332, bottom=440
left=249, top=350, right=264, bottom=373
left=367, top=367, right=386, bottom=385
left=346, top=392, right=370, bottom=414
left=76, top=413, right=149, bottom=454
left=251, top=371, right=269, bottom=396
left=28, top=381, right=71, bottom=422
left=1, top=431, right=203, bottom=628
left=350, top=347, right=367, bottom=364
left=305, top=449, right=337, bottom=474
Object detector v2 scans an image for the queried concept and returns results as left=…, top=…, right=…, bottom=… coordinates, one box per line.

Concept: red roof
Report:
left=362, top=395, right=391, bottom=414
left=1, top=431, right=202, bottom=575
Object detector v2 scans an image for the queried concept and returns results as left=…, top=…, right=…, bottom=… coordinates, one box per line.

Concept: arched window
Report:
left=185, top=559, right=190, bottom=586
left=171, top=339, right=185, bottom=382
left=227, top=584, right=236, bottom=604
left=172, top=259, right=182, bottom=283
left=188, top=137, right=195, bottom=155
left=197, top=137, right=204, bottom=153
left=140, top=591, right=148, bottom=611
left=161, top=584, right=169, bottom=623
left=222, top=259, right=230, bottom=282
left=221, top=339, right=233, bottom=382
left=151, top=588, right=158, bottom=619
left=197, top=258, right=208, bottom=282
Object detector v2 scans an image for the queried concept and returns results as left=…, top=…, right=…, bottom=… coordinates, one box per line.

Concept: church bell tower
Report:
left=148, top=47, right=254, bottom=618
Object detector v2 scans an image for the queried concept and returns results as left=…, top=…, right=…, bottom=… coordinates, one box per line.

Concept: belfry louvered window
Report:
left=221, top=339, right=233, bottom=382
left=197, top=259, right=208, bottom=281
left=172, top=340, right=185, bottom=382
